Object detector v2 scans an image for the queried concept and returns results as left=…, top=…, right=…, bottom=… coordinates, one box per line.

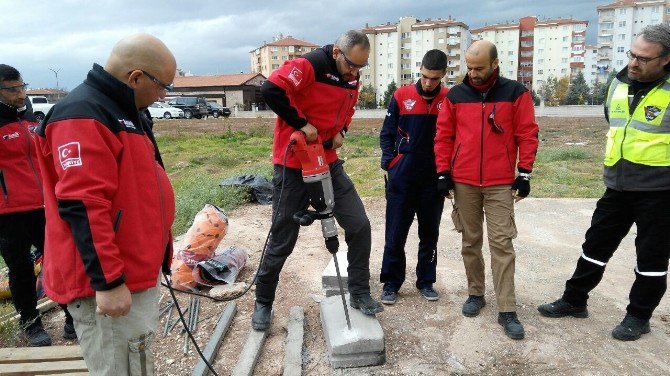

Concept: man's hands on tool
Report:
left=511, top=169, right=532, bottom=202
left=300, top=123, right=318, bottom=142
left=437, top=171, right=455, bottom=198
left=96, top=283, right=132, bottom=318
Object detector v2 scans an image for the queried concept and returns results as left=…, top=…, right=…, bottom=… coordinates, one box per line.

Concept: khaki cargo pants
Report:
left=67, top=279, right=160, bottom=376
left=452, top=183, right=518, bottom=312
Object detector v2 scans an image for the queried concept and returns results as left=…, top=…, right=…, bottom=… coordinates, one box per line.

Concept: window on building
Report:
left=508, top=51, right=513, bottom=56
left=617, top=46, right=625, bottom=52
left=652, top=6, right=659, bottom=13
left=538, top=70, right=544, bottom=74
left=388, top=63, right=393, bottom=68
left=539, top=38, right=545, bottom=44
left=561, top=68, right=567, bottom=74
left=617, top=60, right=624, bottom=65
left=619, top=21, right=626, bottom=27
left=438, top=38, right=445, bottom=44
left=272, top=64, right=279, bottom=69
left=271, top=55, right=278, bottom=60
left=538, top=59, right=544, bottom=64
left=538, top=48, right=544, bottom=54
left=509, top=70, right=514, bottom=76
left=619, top=8, right=626, bottom=14
left=562, top=47, right=568, bottom=52
left=563, top=36, right=568, bottom=42
left=270, top=46, right=278, bottom=52
left=364, top=75, right=370, bottom=80
left=282, top=56, right=288, bottom=60
left=416, top=61, right=421, bottom=67
left=619, top=34, right=626, bottom=40
left=561, top=58, right=568, bottom=63
left=388, top=74, right=393, bottom=79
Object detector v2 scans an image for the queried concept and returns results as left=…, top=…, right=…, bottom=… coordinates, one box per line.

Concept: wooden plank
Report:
left=0, top=298, right=58, bottom=324
left=0, top=346, right=83, bottom=364
left=191, top=302, right=237, bottom=376
left=0, top=359, right=88, bottom=375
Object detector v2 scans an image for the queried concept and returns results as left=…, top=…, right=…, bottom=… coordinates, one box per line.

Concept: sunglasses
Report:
left=0, top=83, right=28, bottom=93
left=341, top=51, right=368, bottom=69
left=488, top=104, right=504, bottom=134
left=129, top=70, right=174, bottom=91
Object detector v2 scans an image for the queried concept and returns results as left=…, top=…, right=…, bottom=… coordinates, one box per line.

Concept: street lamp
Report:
left=49, top=68, right=60, bottom=90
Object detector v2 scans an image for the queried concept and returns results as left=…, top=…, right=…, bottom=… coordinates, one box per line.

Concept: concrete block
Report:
left=231, top=313, right=272, bottom=376
left=320, top=295, right=385, bottom=368
left=191, top=302, right=237, bottom=376
left=322, top=250, right=348, bottom=294
left=283, top=306, right=304, bottom=376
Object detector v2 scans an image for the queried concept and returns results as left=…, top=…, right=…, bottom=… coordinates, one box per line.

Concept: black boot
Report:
left=350, top=294, right=384, bottom=315
left=498, top=312, right=525, bottom=340
left=251, top=301, right=272, bottom=331
left=611, top=314, right=650, bottom=341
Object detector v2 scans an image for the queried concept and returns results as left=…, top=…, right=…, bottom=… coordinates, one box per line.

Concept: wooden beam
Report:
left=0, top=359, right=88, bottom=375
left=0, top=346, right=83, bottom=364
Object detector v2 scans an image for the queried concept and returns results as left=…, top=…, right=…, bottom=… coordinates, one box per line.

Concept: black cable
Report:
left=159, top=140, right=295, bottom=373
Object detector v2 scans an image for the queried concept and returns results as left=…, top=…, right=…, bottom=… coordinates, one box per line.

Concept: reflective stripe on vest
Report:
left=605, top=78, right=670, bottom=167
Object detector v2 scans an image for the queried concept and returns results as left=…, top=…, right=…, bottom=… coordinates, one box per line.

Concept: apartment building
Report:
left=584, top=45, right=600, bottom=87
left=597, top=0, right=670, bottom=82
left=533, top=18, right=588, bottom=90
left=472, top=16, right=588, bottom=92
left=249, top=35, right=320, bottom=78
left=363, top=16, right=469, bottom=103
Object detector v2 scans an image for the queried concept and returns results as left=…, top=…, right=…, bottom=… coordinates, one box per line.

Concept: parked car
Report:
left=27, top=96, right=54, bottom=122
left=167, top=96, right=208, bottom=119
left=148, top=102, right=184, bottom=119
left=206, top=102, right=232, bottom=118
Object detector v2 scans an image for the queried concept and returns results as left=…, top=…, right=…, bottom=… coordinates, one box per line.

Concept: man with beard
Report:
left=434, top=40, right=539, bottom=340
left=539, top=24, right=670, bottom=342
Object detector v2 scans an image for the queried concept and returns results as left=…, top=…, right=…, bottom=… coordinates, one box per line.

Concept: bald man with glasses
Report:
left=34, top=34, right=177, bottom=374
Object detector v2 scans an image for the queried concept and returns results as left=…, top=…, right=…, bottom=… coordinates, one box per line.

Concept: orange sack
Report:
left=171, top=204, right=229, bottom=291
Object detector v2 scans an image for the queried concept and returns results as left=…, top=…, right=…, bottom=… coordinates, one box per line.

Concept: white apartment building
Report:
left=250, top=35, right=319, bottom=78
left=597, top=0, right=670, bottom=82
left=584, top=44, right=600, bottom=87
left=533, top=18, right=588, bottom=91
left=471, top=23, right=520, bottom=81
left=363, top=17, right=469, bottom=103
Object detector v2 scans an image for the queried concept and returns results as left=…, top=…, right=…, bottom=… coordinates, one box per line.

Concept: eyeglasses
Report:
left=626, top=50, right=665, bottom=65
left=341, top=51, right=368, bottom=69
left=488, top=104, right=504, bottom=134
left=0, top=83, right=28, bottom=93
left=129, top=70, right=174, bottom=91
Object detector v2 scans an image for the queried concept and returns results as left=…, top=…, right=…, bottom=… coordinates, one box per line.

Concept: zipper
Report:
left=0, top=170, right=7, bottom=203
left=451, top=143, right=462, bottom=171
left=480, top=100, right=485, bottom=186
left=18, top=119, right=44, bottom=198
left=113, top=210, right=123, bottom=232
left=333, top=91, right=354, bottom=132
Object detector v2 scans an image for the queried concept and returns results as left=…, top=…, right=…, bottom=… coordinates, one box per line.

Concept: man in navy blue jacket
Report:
left=379, top=50, right=448, bottom=304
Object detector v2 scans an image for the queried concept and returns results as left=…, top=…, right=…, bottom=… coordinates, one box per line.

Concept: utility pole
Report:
left=49, top=68, right=61, bottom=90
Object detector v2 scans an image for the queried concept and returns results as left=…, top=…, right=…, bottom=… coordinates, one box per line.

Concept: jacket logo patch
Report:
left=288, top=67, right=303, bottom=86
left=644, top=105, right=662, bottom=121
left=437, top=101, right=444, bottom=111
left=58, top=142, right=82, bottom=170
left=2, top=131, right=19, bottom=140
left=118, top=119, right=136, bottom=129
left=326, top=73, right=340, bottom=82
left=403, top=99, right=416, bottom=111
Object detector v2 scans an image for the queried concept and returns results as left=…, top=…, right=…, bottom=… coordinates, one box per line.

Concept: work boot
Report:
left=537, top=298, right=588, bottom=318
left=380, top=289, right=397, bottom=305
left=63, top=322, right=77, bottom=340
left=350, top=294, right=384, bottom=315
left=24, top=323, right=52, bottom=347
left=251, top=301, right=272, bottom=331
left=498, top=312, right=525, bottom=340
left=611, top=314, right=650, bottom=341
left=418, top=286, right=439, bottom=301
left=462, top=295, right=486, bottom=317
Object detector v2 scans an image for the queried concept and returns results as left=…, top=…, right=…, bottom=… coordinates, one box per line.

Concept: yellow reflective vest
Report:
left=605, top=77, right=670, bottom=167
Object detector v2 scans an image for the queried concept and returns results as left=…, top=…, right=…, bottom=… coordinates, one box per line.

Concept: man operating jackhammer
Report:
left=252, top=29, right=383, bottom=331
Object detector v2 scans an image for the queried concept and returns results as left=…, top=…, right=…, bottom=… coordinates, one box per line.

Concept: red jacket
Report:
left=0, top=101, right=43, bottom=214
left=434, top=75, right=538, bottom=186
left=262, top=45, right=359, bottom=169
left=35, top=65, right=175, bottom=304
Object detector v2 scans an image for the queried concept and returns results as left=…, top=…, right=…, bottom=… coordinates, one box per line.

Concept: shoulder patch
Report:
left=403, top=99, right=416, bottom=111
left=288, top=67, right=303, bottom=86
left=58, top=142, right=83, bottom=170
left=644, top=105, right=662, bottom=121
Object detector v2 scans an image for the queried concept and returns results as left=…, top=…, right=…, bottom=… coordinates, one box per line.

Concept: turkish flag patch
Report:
left=58, top=142, right=83, bottom=170
left=288, top=67, right=303, bottom=86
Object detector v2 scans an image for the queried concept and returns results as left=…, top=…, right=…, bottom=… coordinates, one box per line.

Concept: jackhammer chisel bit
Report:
left=332, top=251, right=352, bottom=330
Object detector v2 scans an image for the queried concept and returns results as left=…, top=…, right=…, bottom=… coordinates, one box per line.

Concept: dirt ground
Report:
left=21, top=116, right=670, bottom=374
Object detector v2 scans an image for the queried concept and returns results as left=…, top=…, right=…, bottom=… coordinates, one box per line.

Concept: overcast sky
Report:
left=1, top=0, right=605, bottom=90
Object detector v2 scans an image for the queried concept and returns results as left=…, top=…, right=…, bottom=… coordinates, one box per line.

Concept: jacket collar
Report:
left=415, top=79, right=442, bottom=98
left=84, top=63, right=138, bottom=117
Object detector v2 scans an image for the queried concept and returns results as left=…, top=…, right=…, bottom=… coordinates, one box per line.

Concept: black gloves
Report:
left=437, top=171, right=455, bottom=197
left=511, top=169, right=532, bottom=198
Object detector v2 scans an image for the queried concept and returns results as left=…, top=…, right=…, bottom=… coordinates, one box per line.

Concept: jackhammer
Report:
left=290, top=130, right=352, bottom=330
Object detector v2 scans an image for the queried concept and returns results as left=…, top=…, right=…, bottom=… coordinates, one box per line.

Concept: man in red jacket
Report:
left=0, top=64, right=53, bottom=346
left=252, top=30, right=383, bottom=331
left=35, top=34, right=176, bottom=374
left=434, top=40, right=539, bottom=340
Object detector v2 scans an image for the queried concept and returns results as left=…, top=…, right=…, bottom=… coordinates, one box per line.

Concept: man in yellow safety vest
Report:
left=538, top=24, right=670, bottom=341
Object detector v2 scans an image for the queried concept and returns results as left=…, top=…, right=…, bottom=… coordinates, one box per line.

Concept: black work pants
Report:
left=0, top=209, right=44, bottom=327
left=380, top=156, right=444, bottom=291
left=255, top=160, right=372, bottom=304
left=562, top=188, right=670, bottom=320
